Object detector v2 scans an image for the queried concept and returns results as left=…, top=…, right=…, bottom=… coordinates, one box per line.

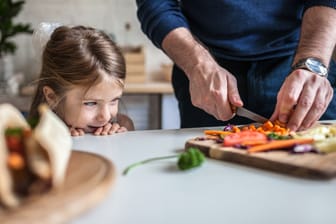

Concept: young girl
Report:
left=29, top=24, right=134, bottom=136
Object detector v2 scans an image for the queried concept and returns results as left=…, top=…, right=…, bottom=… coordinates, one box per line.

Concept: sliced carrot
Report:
left=262, top=120, right=273, bottom=130
left=248, top=124, right=257, bottom=131
left=204, top=130, right=232, bottom=136
left=241, top=139, right=270, bottom=147
left=232, top=126, right=241, bottom=133
left=247, top=138, right=314, bottom=153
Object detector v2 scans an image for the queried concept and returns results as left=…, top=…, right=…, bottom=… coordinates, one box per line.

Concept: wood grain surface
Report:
left=186, top=139, right=336, bottom=179
left=0, top=150, right=116, bottom=224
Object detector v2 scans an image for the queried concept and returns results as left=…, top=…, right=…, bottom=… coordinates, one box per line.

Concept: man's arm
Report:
left=272, top=6, right=336, bottom=131
left=293, top=6, right=336, bottom=66
left=162, top=27, right=243, bottom=120
left=136, top=0, right=189, bottom=48
left=137, top=0, right=243, bottom=121
left=162, top=28, right=212, bottom=79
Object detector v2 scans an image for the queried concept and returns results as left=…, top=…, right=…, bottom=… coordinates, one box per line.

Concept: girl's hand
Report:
left=69, top=127, right=85, bottom=136
left=93, top=122, right=128, bottom=136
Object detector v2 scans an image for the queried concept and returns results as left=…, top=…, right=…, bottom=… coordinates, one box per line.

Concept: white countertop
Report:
left=71, top=128, right=336, bottom=224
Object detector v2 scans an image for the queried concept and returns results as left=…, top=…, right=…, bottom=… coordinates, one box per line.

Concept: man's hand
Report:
left=162, top=27, right=243, bottom=121
left=187, top=56, right=243, bottom=120
left=271, top=69, right=333, bottom=131
left=272, top=6, right=336, bottom=131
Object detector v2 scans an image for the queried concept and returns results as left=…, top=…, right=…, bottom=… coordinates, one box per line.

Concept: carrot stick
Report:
left=204, top=130, right=232, bottom=136
left=241, top=139, right=270, bottom=146
left=247, top=138, right=314, bottom=153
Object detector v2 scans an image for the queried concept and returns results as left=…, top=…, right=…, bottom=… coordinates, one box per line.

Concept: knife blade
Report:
left=234, top=107, right=268, bottom=123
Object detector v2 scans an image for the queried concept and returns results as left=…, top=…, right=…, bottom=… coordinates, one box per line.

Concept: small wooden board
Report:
left=186, top=138, right=336, bottom=179
left=0, top=150, right=116, bottom=224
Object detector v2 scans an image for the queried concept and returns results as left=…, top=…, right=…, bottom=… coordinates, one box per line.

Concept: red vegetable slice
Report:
left=223, top=130, right=268, bottom=147
left=5, top=135, right=24, bottom=153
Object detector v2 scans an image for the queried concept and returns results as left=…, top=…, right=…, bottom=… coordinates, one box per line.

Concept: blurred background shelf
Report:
left=124, top=81, right=173, bottom=94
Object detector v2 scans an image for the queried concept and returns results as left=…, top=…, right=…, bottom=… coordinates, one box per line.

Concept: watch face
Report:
left=305, top=58, right=328, bottom=76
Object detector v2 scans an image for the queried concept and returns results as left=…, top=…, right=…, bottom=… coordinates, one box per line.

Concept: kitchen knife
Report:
left=234, top=107, right=268, bottom=123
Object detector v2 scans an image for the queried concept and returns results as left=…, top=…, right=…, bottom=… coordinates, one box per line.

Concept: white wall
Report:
left=13, top=0, right=180, bottom=130
left=15, top=0, right=172, bottom=82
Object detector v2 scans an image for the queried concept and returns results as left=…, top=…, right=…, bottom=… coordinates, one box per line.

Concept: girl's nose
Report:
left=96, top=105, right=111, bottom=123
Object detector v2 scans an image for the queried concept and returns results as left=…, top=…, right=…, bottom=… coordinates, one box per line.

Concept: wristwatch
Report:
left=291, top=57, right=328, bottom=77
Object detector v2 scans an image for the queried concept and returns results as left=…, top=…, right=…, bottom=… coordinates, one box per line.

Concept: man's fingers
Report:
left=286, top=81, right=318, bottom=130
left=276, top=75, right=303, bottom=124
left=227, top=75, right=243, bottom=107
left=274, top=70, right=333, bottom=131
left=188, top=63, right=242, bottom=121
left=293, top=86, right=332, bottom=130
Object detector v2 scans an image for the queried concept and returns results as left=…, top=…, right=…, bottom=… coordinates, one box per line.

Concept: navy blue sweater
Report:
left=136, top=0, right=336, bottom=61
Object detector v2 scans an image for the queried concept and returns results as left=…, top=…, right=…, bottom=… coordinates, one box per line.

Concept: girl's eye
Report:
left=110, top=98, right=120, bottom=105
left=83, top=102, right=97, bottom=106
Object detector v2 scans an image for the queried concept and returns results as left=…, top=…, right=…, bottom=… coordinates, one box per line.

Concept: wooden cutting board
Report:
left=186, top=138, right=336, bottom=179
left=0, top=150, right=116, bottom=224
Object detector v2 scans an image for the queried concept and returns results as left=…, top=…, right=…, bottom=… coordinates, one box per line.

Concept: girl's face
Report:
left=62, top=78, right=123, bottom=133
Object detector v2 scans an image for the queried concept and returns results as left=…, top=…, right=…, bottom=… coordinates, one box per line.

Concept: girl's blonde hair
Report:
left=29, top=26, right=126, bottom=119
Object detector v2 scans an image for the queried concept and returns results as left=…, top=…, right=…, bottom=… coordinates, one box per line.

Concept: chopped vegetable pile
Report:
left=202, top=120, right=336, bottom=154
left=123, top=147, right=205, bottom=175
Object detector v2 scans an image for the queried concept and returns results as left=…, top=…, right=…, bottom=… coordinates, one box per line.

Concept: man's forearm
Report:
left=293, top=6, right=336, bottom=66
left=161, top=27, right=214, bottom=78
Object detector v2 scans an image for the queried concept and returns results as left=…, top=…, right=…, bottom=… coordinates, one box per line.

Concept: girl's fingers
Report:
left=101, top=123, right=113, bottom=135
left=94, top=127, right=103, bottom=135
left=93, top=123, right=128, bottom=135
left=116, top=126, right=127, bottom=133
left=70, top=127, right=85, bottom=136
left=78, top=129, right=85, bottom=136
left=108, top=123, right=121, bottom=134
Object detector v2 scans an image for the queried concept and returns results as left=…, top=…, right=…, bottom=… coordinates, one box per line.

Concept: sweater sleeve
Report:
left=304, top=0, right=336, bottom=9
left=136, top=0, right=189, bottom=48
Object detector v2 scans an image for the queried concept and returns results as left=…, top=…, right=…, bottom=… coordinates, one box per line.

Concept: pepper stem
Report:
left=122, top=155, right=178, bottom=175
